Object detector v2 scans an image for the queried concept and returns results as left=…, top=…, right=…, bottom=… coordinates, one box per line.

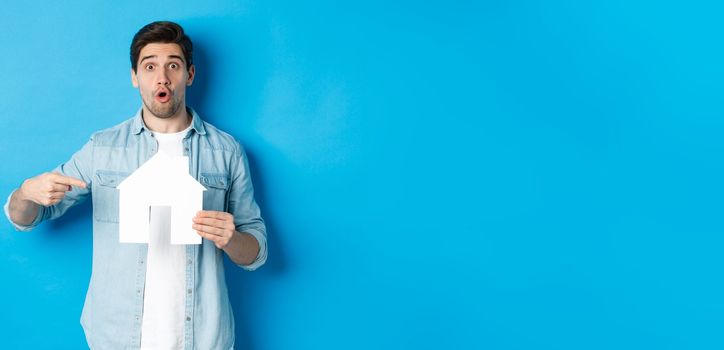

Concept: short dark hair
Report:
left=130, top=21, right=193, bottom=73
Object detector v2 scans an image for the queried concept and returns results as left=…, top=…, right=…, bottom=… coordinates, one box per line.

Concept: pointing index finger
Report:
left=53, top=173, right=87, bottom=189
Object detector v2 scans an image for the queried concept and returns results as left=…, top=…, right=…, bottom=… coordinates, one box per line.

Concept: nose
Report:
left=157, top=69, right=170, bottom=86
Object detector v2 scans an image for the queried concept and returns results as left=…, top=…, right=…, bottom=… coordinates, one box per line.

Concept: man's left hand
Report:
left=193, top=210, right=237, bottom=249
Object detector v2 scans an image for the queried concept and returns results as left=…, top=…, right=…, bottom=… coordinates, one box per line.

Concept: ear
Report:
left=131, top=68, right=139, bottom=88
left=186, top=64, right=195, bottom=86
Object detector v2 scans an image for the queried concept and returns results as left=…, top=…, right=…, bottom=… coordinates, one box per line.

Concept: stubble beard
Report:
left=143, top=92, right=183, bottom=119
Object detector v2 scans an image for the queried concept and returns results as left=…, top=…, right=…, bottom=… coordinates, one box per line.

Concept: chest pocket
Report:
left=93, top=170, right=130, bottom=223
left=200, top=173, right=229, bottom=211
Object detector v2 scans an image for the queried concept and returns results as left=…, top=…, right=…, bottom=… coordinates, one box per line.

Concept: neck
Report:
left=142, top=105, right=191, bottom=133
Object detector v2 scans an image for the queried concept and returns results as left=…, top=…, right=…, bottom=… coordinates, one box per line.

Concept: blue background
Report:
left=1, top=1, right=723, bottom=349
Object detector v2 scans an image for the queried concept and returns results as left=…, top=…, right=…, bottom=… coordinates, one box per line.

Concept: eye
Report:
left=169, top=63, right=179, bottom=70
left=145, top=64, right=154, bottom=71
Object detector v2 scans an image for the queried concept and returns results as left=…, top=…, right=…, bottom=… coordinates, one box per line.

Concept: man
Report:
left=4, top=21, right=267, bottom=349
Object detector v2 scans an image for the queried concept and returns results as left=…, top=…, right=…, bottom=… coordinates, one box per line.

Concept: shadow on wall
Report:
left=186, top=39, right=210, bottom=118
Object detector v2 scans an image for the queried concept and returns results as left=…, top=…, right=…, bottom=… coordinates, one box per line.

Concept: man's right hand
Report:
left=18, top=172, right=87, bottom=207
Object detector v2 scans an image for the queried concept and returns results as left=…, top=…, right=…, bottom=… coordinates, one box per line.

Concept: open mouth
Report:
left=155, top=89, right=171, bottom=103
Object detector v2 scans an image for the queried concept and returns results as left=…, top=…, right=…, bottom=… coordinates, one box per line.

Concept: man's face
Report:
left=131, top=43, right=195, bottom=119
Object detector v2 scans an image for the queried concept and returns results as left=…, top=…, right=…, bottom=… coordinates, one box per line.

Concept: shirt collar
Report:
left=131, top=106, right=207, bottom=136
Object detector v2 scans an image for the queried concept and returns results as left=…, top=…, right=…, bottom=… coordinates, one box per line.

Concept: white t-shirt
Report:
left=140, top=125, right=192, bottom=350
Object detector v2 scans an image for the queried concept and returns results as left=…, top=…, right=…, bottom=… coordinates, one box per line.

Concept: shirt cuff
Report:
left=236, top=228, right=267, bottom=271
left=4, top=190, right=44, bottom=232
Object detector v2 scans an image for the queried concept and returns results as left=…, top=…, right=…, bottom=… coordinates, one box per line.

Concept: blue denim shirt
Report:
left=4, top=107, right=267, bottom=349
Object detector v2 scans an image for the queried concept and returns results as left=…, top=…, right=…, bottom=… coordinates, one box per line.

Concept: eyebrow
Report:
left=139, top=54, right=186, bottom=64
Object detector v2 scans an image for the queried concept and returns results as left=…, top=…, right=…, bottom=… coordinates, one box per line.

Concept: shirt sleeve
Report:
left=4, top=190, right=45, bottom=231
left=3, top=138, right=94, bottom=230
left=227, top=142, right=267, bottom=271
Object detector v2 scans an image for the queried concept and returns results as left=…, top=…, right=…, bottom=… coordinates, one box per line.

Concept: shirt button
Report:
left=186, top=316, right=191, bottom=322
left=137, top=289, right=141, bottom=294
left=187, top=260, right=192, bottom=265
left=187, top=289, right=192, bottom=294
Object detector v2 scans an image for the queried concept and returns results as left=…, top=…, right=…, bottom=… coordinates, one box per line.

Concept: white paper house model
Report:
left=117, top=152, right=206, bottom=245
